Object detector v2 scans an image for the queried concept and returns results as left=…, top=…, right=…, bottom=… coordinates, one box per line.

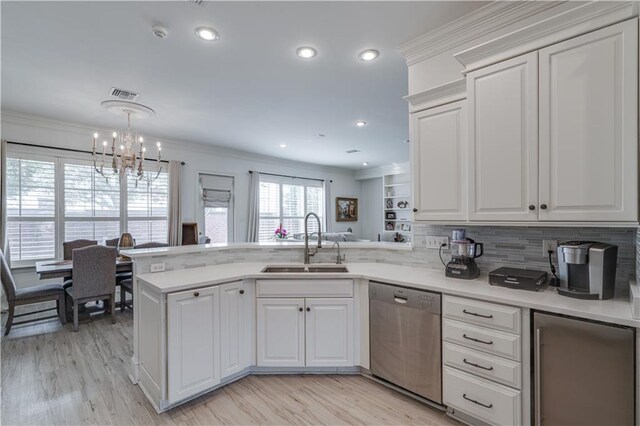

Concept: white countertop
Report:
left=121, top=241, right=412, bottom=258
left=137, top=262, right=640, bottom=328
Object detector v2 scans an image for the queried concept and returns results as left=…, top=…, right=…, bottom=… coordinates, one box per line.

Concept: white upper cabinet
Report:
left=467, top=52, right=539, bottom=221
left=538, top=19, right=638, bottom=222
left=411, top=100, right=467, bottom=221
left=167, top=286, right=220, bottom=403
left=219, top=281, right=251, bottom=379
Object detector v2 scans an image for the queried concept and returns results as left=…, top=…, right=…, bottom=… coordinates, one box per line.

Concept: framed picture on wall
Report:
left=336, top=197, right=358, bottom=222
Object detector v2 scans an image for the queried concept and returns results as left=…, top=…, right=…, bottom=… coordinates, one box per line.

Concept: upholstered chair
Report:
left=65, top=245, right=116, bottom=332
left=63, top=239, right=98, bottom=260
left=104, top=238, right=119, bottom=247
left=0, top=250, right=66, bottom=335
left=119, top=242, right=169, bottom=312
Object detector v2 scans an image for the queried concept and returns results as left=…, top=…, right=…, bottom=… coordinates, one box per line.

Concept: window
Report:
left=5, top=147, right=170, bottom=264
left=127, top=170, right=168, bottom=245
left=6, top=157, right=56, bottom=263
left=64, top=161, right=121, bottom=242
left=200, top=174, right=233, bottom=244
left=258, top=176, right=324, bottom=241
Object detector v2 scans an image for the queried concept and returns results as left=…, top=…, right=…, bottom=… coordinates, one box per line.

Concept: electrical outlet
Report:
left=542, top=240, right=558, bottom=257
left=426, top=236, right=449, bottom=249
left=150, top=262, right=165, bottom=273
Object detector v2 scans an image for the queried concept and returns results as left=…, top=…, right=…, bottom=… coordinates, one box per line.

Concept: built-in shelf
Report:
left=382, top=171, right=412, bottom=240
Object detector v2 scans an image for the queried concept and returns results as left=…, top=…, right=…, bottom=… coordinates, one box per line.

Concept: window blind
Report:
left=127, top=169, right=168, bottom=244
left=6, top=157, right=56, bottom=262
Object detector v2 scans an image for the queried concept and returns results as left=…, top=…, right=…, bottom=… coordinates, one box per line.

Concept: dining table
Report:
left=35, top=257, right=133, bottom=280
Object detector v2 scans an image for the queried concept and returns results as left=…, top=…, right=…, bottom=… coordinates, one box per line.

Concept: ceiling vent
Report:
left=345, top=149, right=361, bottom=154
left=109, top=87, right=139, bottom=101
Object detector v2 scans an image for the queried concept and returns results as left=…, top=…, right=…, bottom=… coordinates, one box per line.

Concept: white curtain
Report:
left=247, top=171, right=260, bottom=242
left=167, top=161, right=183, bottom=246
left=323, top=179, right=331, bottom=233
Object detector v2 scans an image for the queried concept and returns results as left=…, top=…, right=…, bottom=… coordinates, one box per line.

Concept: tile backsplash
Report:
left=412, top=224, right=636, bottom=296
left=135, top=224, right=637, bottom=298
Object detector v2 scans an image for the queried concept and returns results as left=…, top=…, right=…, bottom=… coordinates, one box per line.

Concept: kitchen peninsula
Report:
left=123, top=243, right=640, bottom=425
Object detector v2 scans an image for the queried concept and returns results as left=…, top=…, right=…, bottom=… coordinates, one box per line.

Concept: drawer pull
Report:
left=463, top=309, right=493, bottom=319
left=463, top=393, right=493, bottom=409
left=463, top=358, right=494, bottom=371
left=463, top=334, right=493, bottom=345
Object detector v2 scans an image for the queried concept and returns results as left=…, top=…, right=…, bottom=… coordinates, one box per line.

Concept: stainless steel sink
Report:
left=261, top=265, right=349, bottom=273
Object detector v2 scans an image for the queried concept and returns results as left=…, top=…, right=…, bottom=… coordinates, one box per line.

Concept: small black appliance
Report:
left=444, top=229, right=483, bottom=280
left=489, top=267, right=547, bottom=291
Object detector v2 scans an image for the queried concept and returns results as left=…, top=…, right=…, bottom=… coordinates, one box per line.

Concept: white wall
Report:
left=360, top=177, right=383, bottom=241
left=1, top=111, right=363, bottom=241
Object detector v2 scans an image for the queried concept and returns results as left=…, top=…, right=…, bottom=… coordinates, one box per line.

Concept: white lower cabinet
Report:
left=256, top=281, right=355, bottom=368
left=256, top=298, right=306, bottom=367
left=167, top=286, right=221, bottom=403
left=444, top=366, right=521, bottom=426
left=305, top=298, right=354, bottom=367
left=219, top=281, right=251, bottom=378
left=442, top=295, right=524, bottom=425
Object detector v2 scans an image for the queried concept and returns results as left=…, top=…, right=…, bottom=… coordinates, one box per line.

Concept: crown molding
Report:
left=404, top=78, right=466, bottom=113
left=396, top=1, right=560, bottom=66
left=454, top=1, right=638, bottom=73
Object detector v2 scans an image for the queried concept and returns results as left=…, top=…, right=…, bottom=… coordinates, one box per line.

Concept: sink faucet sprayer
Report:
left=332, top=242, right=346, bottom=265
left=304, top=212, right=322, bottom=264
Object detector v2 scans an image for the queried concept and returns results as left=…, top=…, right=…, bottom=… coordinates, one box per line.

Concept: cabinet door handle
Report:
left=463, top=393, right=493, bottom=409
left=463, top=358, right=494, bottom=371
left=463, top=309, right=493, bottom=319
left=298, top=307, right=303, bottom=312
left=306, top=307, right=311, bottom=312
left=463, top=334, right=493, bottom=345
left=194, top=292, right=199, bottom=297
left=529, top=204, right=536, bottom=210
left=540, top=204, right=548, bottom=210
left=239, top=289, right=244, bottom=295
left=412, top=208, right=418, bottom=212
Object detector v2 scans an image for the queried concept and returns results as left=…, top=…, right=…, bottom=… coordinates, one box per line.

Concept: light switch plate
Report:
left=150, top=262, right=165, bottom=273
left=426, top=236, right=449, bottom=249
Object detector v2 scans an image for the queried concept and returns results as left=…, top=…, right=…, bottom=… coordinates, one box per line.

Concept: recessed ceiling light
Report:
left=358, top=49, right=379, bottom=61
left=362, top=162, right=369, bottom=166
left=296, top=46, right=317, bottom=59
left=354, top=120, right=367, bottom=127
left=152, top=25, right=169, bottom=39
left=279, top=144, right=287, bottom=148
left=195, top=27, right=219, bottom=41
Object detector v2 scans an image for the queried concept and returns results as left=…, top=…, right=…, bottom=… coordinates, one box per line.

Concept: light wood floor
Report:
left=1, top=305, right=459, bottom=426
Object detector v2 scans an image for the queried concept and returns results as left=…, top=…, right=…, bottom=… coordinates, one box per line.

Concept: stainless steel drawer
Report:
left=443, top=318, right=521, bottom=361
left=443, top=342, right=521, bottom=389
left=443, top=295, right=521, bottom=334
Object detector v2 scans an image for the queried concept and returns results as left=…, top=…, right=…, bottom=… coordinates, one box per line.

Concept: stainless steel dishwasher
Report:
left=369, top=281, right=442, bottom=404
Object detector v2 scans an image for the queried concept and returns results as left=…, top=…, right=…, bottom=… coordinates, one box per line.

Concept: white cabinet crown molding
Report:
left=396, top=1, right=559, bottom=66
left=454, top=1, right=638, bottom=73
left=404, top=79, right=466, bottom=113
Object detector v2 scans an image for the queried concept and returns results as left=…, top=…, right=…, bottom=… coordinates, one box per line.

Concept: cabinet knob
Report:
left=412, top=208, right=418, bottom=213
left=306, top=307, right=311, bottom=312
left=529, top=205, right=535, bottom=211
left=540, top=204, right=548, bottom=210
left=298, top=307, right=303, bottom=312
left=194, top=292, right=199, bottom=297
left=239, top=289, right=244, bottom=295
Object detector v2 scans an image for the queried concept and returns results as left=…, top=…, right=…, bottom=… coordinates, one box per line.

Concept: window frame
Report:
left=197, top=172, right=235, bottom=243
left=258, top=175, right=325, bottom=242
left=5, top=145, right=169, bottom=266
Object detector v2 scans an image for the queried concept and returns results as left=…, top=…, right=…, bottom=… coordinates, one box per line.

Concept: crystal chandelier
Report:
left=92, top=105, right=162, bottom=185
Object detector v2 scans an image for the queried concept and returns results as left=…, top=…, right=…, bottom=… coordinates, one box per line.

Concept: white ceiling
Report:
left=1, top=1, right=486, bottom=170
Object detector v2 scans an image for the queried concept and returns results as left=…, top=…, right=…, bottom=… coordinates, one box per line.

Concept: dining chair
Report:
left=104, top=238, right=119, bottom=247
left=0, top=250, right=66, bottom=336
left=63, top=239, right=98, bottom=260
left=119, top=242, right=169, bottom=312
left=65, top=245, right=116, bottom=332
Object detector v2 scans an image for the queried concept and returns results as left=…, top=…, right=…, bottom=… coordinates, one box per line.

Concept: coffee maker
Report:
left=445, top=229, right=483, bottom=279
left=556, top=241, right=618, bottom=300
